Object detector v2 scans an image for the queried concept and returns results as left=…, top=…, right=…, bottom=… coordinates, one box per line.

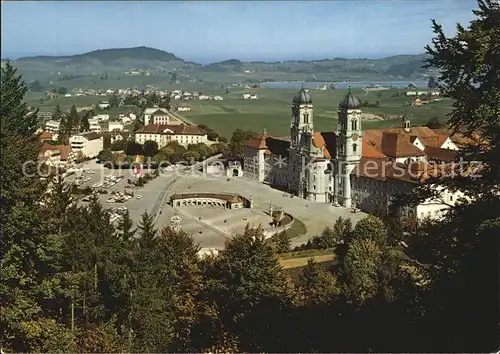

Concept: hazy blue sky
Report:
left=2, top=1, right=477, bottom=62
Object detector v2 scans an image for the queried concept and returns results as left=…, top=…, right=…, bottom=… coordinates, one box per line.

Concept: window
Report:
left=351, top=119, right=357, bottom=131
left=352, top=143, right=357, bottom=153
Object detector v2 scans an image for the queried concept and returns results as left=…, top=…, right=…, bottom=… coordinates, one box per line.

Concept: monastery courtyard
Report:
left=156, top=173, right=368, bottom=250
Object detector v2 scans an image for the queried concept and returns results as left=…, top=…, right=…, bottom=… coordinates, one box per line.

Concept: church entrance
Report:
left=232, top=168, right=239, bottom=177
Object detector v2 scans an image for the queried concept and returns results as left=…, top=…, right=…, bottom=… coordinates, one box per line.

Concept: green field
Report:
left=27, top=87, right=452, bottom=138
left=180, top=88, right=452, bottom=138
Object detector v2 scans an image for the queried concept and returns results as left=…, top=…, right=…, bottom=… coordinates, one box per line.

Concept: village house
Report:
left=38, top=143, right=75, bottom=167
left=69, top=132, right=104, bottom=158
left=98, top=101, right=110, bottom=110
left=177, top=104, right=191, bottom=112
left=135, top=124, right=208, bottom=148
left=143, top=107, right=183, bottom=125
left=45, top=120, right=61, bottom=133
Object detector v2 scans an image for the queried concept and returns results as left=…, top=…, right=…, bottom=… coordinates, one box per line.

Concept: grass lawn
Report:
left=285, top=218, right=307, bottom=240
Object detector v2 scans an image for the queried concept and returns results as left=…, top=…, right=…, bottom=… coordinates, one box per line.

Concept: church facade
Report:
left=243, top=88, right=464, bottom=220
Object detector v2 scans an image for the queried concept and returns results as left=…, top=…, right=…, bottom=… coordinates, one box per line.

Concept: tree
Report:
left=299, top=258, right=340, bottom=306
left=1, top=62, right=63, bottom=351
left=97, top=149, right=113, bottom=162
left=311, top=226, right=338, bottom=249
left=427, top=75, right=438, bottom=88
left=142, top=140, right=159, bottom=157
left=410, top=2, right=500, bottom=350
left=109, top=94, right=119, bottom=108
left=117, top=210, right=136, bottom=242
left=201, top=226, right=296, bottom=351
left=218, top=136, right=228, bottom=143
left=343, top=238, right=383, bottom=302
left=80, top=111, right=91, bottom=132
left=223, top=129, right=257, bottom=160
left=351, top=215, right=388, bottom=245
left=29, top=79, right=43, bottom=92
left=52, top=104, right=62, bottom=121
left=270, top=231, right=290, bottom=253
left=58, top=87, right=67, bottom=95
left=207, top=130, right=219, bottom=141
left=425, top=116, right=444, bottom=129
left=124, top=141, right=143, bottom=156
left=110, top=139, right=126, bottom=151
left=169, top=72, right=177, bottom=84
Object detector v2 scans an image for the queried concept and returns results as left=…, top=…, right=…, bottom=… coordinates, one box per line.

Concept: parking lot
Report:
left=68, top=160, right=179, bottom=225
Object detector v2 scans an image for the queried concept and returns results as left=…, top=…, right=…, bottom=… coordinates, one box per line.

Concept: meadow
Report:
left=180, top=87, right=452, bottom=138
left=26, top=86, right=452, bottom=139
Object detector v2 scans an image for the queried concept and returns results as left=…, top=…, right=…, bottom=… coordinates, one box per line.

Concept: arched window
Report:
left=351, top=119, right=357, bottom=131
left=352, top=143, right=357, bottom=153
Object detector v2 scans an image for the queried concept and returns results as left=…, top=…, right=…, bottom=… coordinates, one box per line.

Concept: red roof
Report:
left=39, top=143, right=72, bottom=161
left=38, top=131, right=54, bottom=141
left=136, top=124, right=206, bottom=136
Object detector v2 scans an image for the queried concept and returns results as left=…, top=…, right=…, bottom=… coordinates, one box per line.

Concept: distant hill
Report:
left=18, top=46, right=184, bottom=64
left=9, top=46, right=433, bottom=82
left=11, top=47, right=190, bottom=75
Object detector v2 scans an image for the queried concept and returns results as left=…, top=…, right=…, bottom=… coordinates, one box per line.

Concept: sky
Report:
left=1, top=0, right=478, bottom=63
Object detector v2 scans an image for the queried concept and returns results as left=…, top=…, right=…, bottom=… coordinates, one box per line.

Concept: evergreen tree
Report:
left=427, top=75, right=438, bottom=88
left=0, top=62, right=63, bottom=351
left=80, top=111, right=91, bottom=132
left=405, top=2, right=500, bottom=350
left=117, top=209, right=136, bottom=242
left=53, top=104, right=62, bottom=121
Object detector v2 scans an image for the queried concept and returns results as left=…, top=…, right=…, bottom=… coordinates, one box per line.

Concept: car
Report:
left=136, top=195, right=142, bottom=200
left=106, top=198, right=116, bottom=203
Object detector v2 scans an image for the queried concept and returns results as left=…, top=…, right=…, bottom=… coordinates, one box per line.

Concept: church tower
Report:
left=333, top=88, right=362, bottom=208
left=288, top=87, right=314, bottom=198
left=290, top=87, right=314, bottom=149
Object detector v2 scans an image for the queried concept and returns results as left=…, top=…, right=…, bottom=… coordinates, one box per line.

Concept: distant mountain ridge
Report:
left=6, top=46, right=434, bottom=80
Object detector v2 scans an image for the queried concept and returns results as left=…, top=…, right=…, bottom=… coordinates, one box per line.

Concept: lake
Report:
left=260, top=81, right=429, bottom=89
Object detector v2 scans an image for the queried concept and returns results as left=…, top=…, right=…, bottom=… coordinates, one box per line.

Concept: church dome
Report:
left=339, top=89, right=360, bottom=110
left=293, top=88, right=312, bottom=104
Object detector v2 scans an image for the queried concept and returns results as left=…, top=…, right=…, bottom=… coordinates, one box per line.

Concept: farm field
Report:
left=181, top=87, right=453, bottom=138
left=27, top=86, right=452, bottom=138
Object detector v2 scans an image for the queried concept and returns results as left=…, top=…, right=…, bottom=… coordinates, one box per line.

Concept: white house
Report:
left=39, top=143, right=75, bottom=166
left=143, top=107, right=183, bottom=126
left=135, top=124, right=208, bottom=148
left=45, top=120, right=61, bottom=133
left=98, top=101, right=110, bottom=110
left=95, top=114, right=110, bottom=121
left=214, top=96, right=224, bottom=101
left=109, top=122, right=124, bottom=132
left=177, top=105, right=191, bottom=112
left=243, top=93, right=251, bottom=100
left=69, top=132, right=104, bottom=158
left=88, top=119, right=101, bottom=133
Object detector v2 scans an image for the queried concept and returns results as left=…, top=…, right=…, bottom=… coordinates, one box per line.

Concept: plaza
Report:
left=157, top=172, right=368, bottom=249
